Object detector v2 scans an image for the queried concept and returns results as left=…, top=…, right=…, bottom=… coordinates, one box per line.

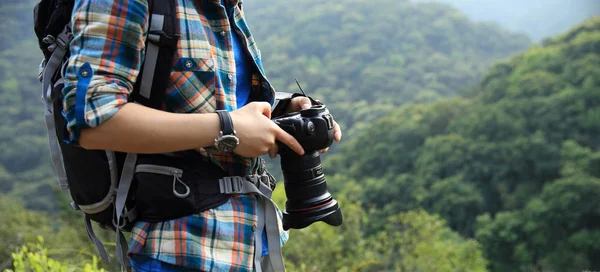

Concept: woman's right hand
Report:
left=230, top=102, right=305, bottom=158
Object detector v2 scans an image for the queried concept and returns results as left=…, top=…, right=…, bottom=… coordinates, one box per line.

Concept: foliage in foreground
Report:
left=0, top=196, right=117, bottom=272
left=3, top=236, right=105, bottom=272
left=272, top=184, right=488, bottom=272
left=1, top=188, right=487, bottom=272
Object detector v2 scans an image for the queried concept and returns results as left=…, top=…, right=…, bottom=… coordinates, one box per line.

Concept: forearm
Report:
left=79, top=103, right=220, bottom=154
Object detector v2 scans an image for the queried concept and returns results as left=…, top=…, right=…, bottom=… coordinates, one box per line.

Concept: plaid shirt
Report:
left=63, top=0, right=287, bottom=271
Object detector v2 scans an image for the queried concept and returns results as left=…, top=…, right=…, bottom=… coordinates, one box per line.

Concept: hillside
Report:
left=0, top=1, right=597, bottom=271
left=0, top=0, right=531, bottom=210
left=328, top=16, right=600, bottom=271
left=0, top=1, right=57, bottom=212
left=243, top=0, right=530, bottom=136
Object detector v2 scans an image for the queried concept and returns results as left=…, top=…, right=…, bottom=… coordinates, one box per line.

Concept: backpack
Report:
left=34, top=0, right=192, bottom=269
left=35, top=1, right=286, bottom=271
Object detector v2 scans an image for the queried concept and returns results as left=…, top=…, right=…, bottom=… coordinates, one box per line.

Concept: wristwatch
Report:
left=214, top=110, right=239, bottom=152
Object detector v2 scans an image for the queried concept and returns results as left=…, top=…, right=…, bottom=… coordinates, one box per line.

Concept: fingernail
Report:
left=301, top=103, right=311, bottom=110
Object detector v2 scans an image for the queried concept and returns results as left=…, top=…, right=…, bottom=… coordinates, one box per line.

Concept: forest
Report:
left=0, top=0, right=598, bottom=271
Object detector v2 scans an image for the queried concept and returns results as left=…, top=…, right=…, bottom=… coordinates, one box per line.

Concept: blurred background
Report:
left=1, top=0, right=599, bottom=271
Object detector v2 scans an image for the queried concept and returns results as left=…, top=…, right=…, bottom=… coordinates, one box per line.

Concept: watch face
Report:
left=216, top=135, right=239, bottom=152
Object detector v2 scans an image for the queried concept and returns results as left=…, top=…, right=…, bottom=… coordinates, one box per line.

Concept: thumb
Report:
left=300, top=98, right=312, bottom=110
left=292, top=96, right=312, bottom=112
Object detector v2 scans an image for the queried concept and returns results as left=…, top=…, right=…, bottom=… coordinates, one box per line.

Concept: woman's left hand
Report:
left=268, top=96, right=342, bottom=158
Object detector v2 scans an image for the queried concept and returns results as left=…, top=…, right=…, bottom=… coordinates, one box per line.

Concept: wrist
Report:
left=214, top=110, right=239, bottom=152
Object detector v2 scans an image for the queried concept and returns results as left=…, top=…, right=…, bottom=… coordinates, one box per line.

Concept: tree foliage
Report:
left=0, top=0, right=597, bottom=271
left=244, top=0, right=530, bottom=138
left=0, top=196, right=117, bottom=271
left=4, top=236, right=106, bottom=272
left=271, top=183, right=487, bottom=272
left=332, top=16, right=600, bottom=271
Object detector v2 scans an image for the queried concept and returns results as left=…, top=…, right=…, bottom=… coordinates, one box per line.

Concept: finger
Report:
left=319, top=148, right=329, bottom=153
left=273, top=124, right=304, bottom=155
left=333, top=120, right=342, bottom=141
left=253, top=101, right=272, bottom=119
left=268, top=144, right=278, bottom=159
left=289, top=97, right=312, bottom=112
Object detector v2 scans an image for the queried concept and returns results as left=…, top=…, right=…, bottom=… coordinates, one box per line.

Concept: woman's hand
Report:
left=230, top=102, right=305, bottom=158
left=269, top=96, right=342, bottom=157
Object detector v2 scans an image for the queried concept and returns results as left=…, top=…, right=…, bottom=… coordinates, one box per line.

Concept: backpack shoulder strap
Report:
left=131, top=0, right=179, bottom=109
left=114, top=1, right=179, bottom=269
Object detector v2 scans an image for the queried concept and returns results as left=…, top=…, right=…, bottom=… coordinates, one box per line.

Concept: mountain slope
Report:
left=330, top=16, right=600, bottom=271
left=243, top=0, right=531, bottom=136
left=0, top=0, right=532, bottom=208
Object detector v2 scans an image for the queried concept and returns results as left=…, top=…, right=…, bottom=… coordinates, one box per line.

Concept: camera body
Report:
left=272, top=105, right=336, bottom=154
left=272, top=104, right=343, bottom=230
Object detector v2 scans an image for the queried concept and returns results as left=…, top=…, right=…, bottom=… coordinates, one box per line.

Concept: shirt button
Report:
left=220, top=31, right=226, bottom=37
left=184, top=60, right=194, bottom=69
left=80, top=69, right=90, bottom=78
left=228, top=73, right=234, bottom=80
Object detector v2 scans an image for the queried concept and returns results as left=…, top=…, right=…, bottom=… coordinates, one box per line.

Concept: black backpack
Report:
left=34, top=0, right=233, bottom=269
left=35, top=0, right=283, bottom=270
left=34, top=0, right=179, bottom=266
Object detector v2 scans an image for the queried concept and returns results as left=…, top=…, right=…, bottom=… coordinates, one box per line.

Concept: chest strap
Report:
left=218, top=175, right=285, bottom=272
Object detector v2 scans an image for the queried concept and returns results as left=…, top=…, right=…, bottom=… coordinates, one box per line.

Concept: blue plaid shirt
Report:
left=63, top=0, right=288, bottom=271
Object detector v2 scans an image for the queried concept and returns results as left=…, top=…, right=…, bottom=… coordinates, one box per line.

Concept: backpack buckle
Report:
left=219, top=176, right=245, bottom=194
left=55, top=26, right=74, bottom=50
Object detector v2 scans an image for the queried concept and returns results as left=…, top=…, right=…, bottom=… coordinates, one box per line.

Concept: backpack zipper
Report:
left=135, top=164, right=189, bottom=198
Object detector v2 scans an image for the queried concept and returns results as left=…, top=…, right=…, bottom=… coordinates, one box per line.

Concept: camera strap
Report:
left=272, top=91, right=322, bottom=118
left=218, top=175, right=286, bottom=272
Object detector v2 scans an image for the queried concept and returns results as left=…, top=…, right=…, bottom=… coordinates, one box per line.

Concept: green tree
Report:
left=4, top=236, right=106, bottom=272
left=335, top=16, right=600, bottom=271
left=0, top=196, right=116, bottom=271
left=366, top=210, right=487, bottom=272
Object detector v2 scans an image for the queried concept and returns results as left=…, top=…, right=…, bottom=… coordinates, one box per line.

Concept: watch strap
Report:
left=216, top=110, right=234, bottom=135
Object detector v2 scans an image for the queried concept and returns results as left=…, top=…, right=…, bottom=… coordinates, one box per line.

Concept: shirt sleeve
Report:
left=62, top=0, right=149, bottom=143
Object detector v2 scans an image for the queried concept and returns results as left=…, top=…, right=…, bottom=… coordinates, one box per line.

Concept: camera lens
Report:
left=280, top=150, right=343, bottom=230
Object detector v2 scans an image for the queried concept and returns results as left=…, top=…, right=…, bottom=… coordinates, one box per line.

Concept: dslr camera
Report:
left=272, top=103, right=343, bottom=230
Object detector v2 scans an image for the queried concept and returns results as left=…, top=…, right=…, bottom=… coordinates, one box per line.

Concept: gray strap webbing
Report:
left=253, top=192, right=266, bottom=272
left=40, top=27, right=71, bottom=189
left=44, top=110, right=68, bottom=190
left=118, top=230, right=131, bottom=272
left=115, top=153, right=138, bottom=272
left=84, top=215, right=111, bottom=263
left=77, top=151, right=119, bottom=214
left=42, top=27, right=71, bottom=111
left=219, top=177, right=286, bottom=272
left=263, top=196, right=284, bottom=272
left=139, top=14, right=164, bottom=99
